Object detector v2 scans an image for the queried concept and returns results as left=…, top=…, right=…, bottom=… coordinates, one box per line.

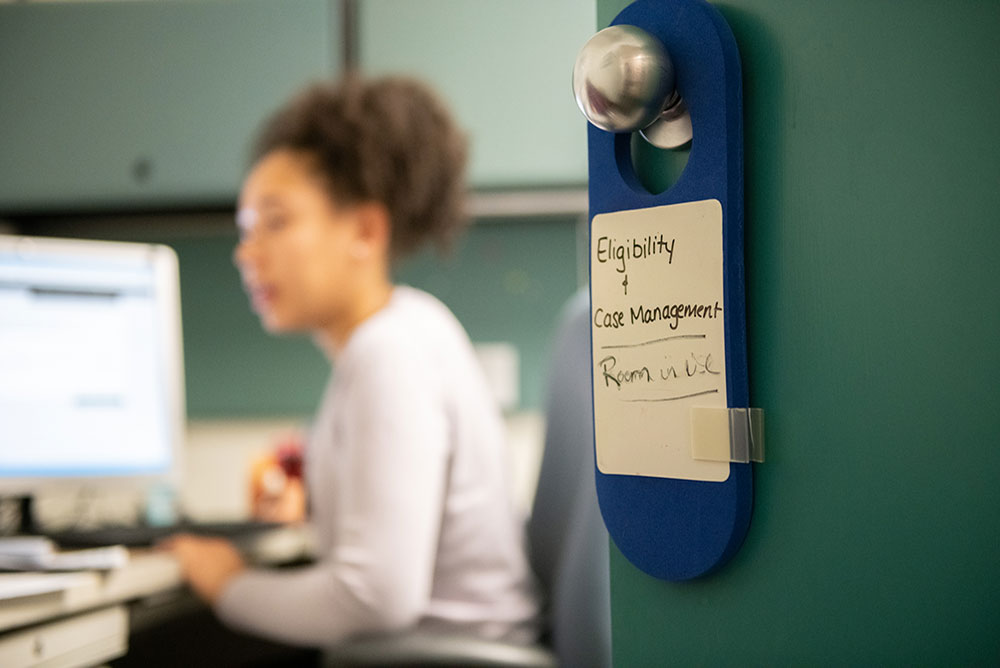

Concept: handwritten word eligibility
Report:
left=595, top=234, right=674, bottom=273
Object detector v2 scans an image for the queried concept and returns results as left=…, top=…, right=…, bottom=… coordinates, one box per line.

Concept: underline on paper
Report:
left=621, top=389, right=719, bottom=403
left=601, top=334, right=706, bottom=350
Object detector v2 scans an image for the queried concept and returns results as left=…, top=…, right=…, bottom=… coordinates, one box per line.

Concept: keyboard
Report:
left=46, top=520, right=283, bottom=549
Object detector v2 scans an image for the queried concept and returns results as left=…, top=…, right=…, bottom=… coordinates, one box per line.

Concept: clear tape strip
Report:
left=691, top=407, right=765, bottom=463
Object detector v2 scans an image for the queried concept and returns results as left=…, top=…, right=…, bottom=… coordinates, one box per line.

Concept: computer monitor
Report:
left=0, top=235, right=185, bottom=524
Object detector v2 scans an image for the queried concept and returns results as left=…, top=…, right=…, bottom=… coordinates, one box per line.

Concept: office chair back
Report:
left=528, top=290, right=611, bottom=668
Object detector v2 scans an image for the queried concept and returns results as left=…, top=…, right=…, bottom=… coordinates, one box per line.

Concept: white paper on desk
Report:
left=0, top=572, right=94, bottom=600
left=0, top=536, right=56, bottom=556
left=0, top=545, right=129, bottom=571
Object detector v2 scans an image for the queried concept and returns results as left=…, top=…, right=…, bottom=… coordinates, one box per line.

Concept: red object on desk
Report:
left=276, top=439, right=303, bottom=479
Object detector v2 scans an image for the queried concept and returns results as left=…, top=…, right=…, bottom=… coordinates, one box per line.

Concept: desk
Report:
left=0, top=552, right=181, bottom=634
left=0, top=525, right=315, bottom=668
left=0, top=553, right=178, bottom=667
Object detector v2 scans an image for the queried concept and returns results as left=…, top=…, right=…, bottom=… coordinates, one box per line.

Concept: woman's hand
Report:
left=161, top=534, right=247, bottom=604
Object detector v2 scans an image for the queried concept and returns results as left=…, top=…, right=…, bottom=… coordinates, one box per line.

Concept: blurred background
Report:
left=0, top=0, right=596, bottom=522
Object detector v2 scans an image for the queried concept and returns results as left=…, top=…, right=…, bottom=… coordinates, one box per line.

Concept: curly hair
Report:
left=249, top=76, right=469, bottom=261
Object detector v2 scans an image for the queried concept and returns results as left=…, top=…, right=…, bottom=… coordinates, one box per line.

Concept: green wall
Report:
left=176, top=218, right=582, bottom=418
left=599, top=0, right=1000, bottom=664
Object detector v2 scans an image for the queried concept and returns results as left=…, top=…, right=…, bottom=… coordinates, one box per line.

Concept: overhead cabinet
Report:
left=358, top=0, right=594, bottom=189
left=0, top=0, right=340, bottom=214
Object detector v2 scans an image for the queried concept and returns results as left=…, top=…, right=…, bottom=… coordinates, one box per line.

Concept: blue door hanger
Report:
left=576, top=0, right=758, bottom=581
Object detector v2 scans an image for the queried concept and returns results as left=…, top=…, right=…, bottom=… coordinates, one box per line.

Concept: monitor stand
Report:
left=0, top=495, right=39, bottom=536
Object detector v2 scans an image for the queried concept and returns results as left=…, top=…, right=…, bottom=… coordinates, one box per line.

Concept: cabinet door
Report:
left=358, top=0, right=594, bottom=189
left=0, top=0, right=339, bottom=214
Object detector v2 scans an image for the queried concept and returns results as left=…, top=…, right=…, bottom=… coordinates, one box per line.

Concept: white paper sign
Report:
left=591, top=199, right=729, bottom=481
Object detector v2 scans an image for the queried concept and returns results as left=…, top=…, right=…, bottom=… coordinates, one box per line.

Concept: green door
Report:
left=596, top=0, right=1000, bottom=663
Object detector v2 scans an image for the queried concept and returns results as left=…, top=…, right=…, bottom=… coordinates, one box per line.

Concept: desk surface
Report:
left=0, top=524, right=313, bottom=634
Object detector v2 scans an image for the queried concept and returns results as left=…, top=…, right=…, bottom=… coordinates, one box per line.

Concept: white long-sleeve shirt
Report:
left=216, top=286, right=540, bottom=647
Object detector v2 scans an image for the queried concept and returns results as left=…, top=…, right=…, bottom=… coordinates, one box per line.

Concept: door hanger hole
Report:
left=629, top=132, right=691, bottom=195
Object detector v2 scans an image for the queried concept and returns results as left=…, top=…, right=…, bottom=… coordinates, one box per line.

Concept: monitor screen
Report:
left=0, top=235, right=185, bottom=495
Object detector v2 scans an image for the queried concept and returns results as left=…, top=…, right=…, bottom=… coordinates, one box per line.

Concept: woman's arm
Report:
left=215, top=342, right=449, bottom=646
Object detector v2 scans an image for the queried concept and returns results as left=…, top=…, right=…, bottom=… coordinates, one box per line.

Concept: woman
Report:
left=167, top=76, right=540, bottom=647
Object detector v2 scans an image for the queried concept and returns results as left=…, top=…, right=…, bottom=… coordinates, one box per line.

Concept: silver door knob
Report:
left=573, top=25, right=692, bottom=149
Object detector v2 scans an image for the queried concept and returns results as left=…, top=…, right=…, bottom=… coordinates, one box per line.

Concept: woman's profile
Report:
left=166, top=75, right=540, bottom=647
